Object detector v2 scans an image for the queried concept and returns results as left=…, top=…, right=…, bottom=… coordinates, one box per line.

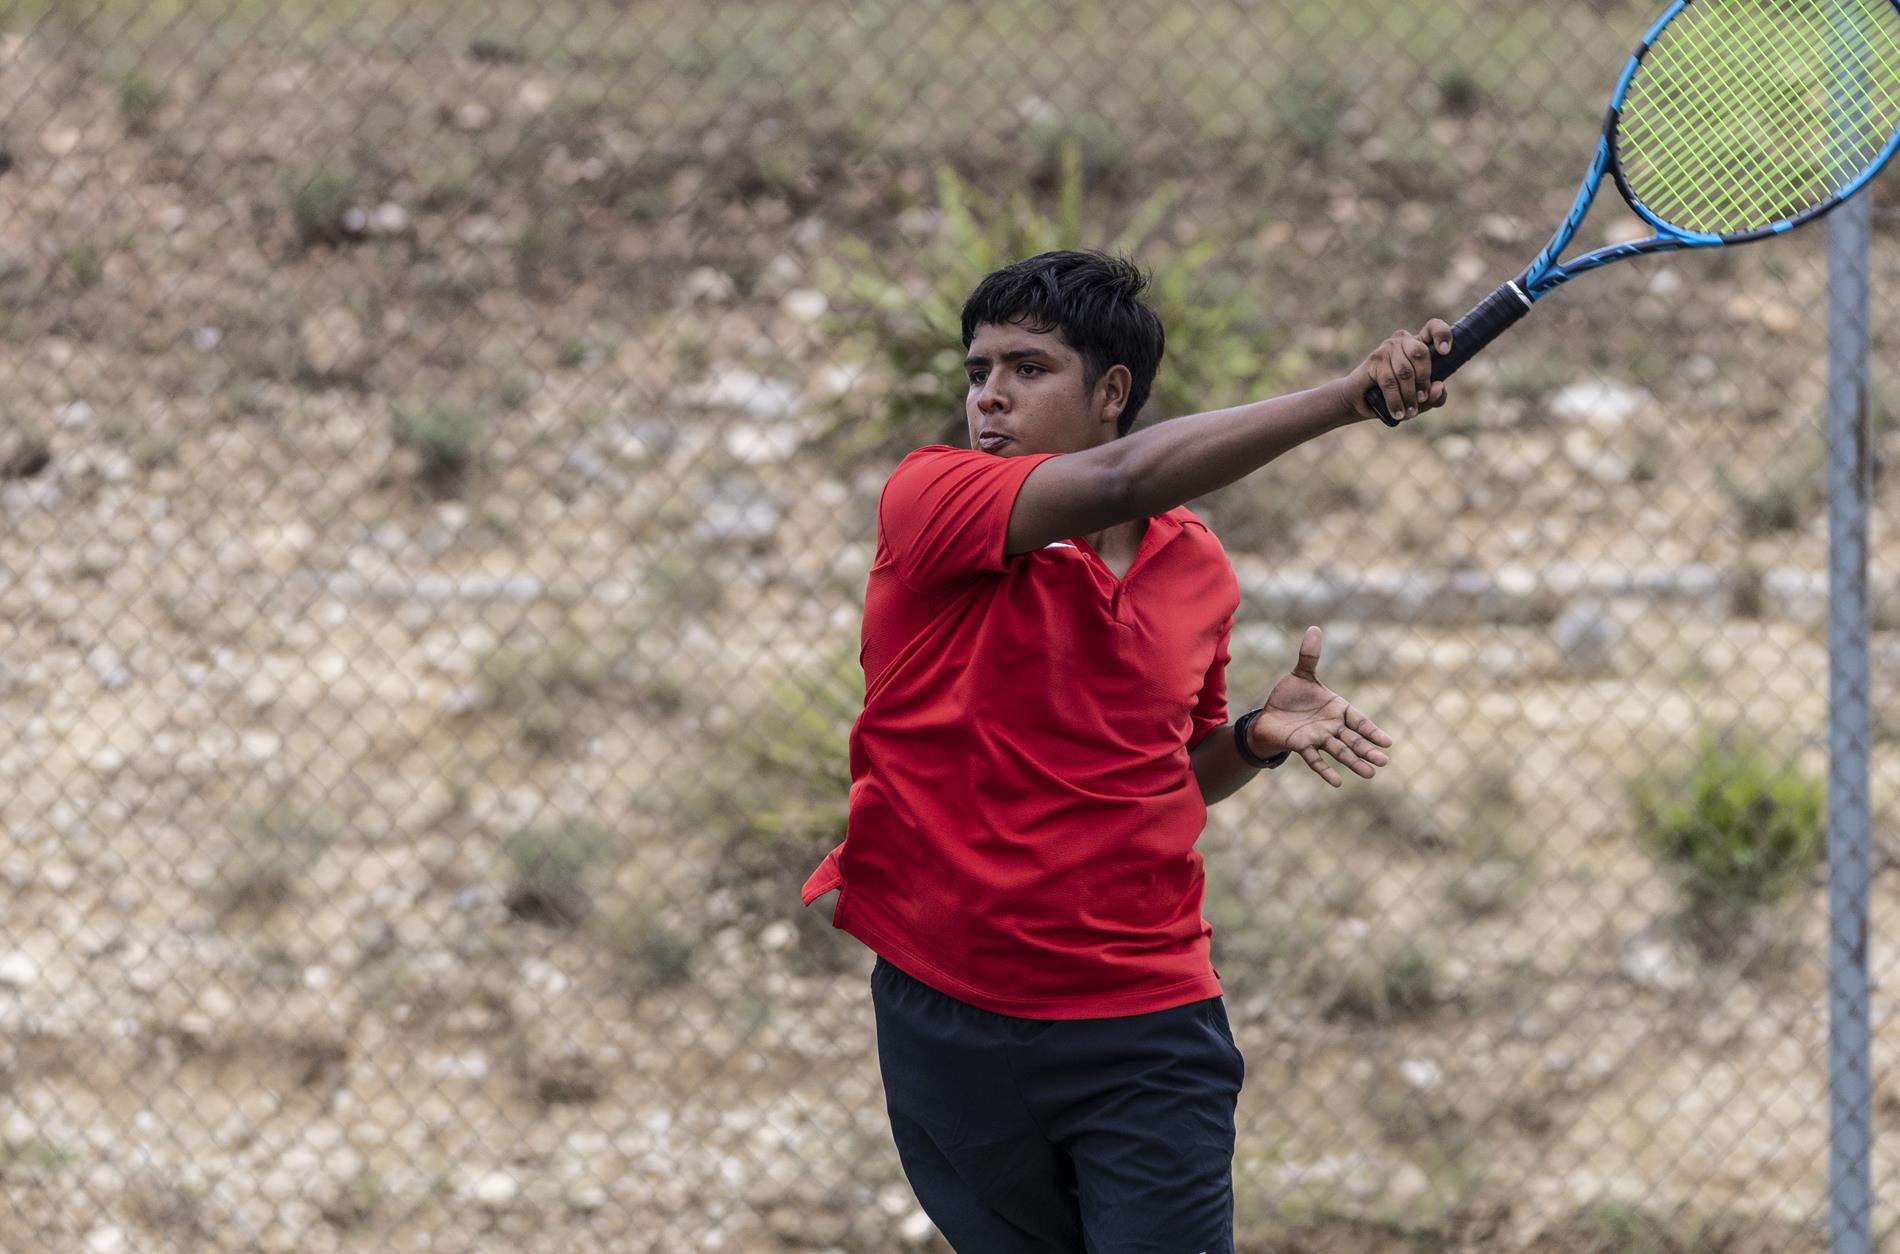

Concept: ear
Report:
left=1096, top=364, right=1131, bottom=429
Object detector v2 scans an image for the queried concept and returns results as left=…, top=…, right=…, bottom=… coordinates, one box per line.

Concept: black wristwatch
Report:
left=1233, top=708, right=1290, bottom=770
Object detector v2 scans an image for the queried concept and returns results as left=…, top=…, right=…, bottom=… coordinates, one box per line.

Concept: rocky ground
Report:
left=2, top=1, right=1900, bottom=1250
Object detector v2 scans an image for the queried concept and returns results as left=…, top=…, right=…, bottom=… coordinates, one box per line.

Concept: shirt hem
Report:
left=844, top=912, right=1223, bottom=1020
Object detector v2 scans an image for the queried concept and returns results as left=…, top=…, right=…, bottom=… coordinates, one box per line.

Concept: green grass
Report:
left=0, top=1138, right=71, bottom=1174
left=2, top=0, right=368, bottom=33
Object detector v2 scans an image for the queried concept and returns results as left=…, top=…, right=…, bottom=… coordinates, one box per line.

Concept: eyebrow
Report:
left=963, top=348, right=1057, bottom=370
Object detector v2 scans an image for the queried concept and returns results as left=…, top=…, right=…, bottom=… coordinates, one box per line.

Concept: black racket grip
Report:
left=1366, top=282, right=1532, bottom=427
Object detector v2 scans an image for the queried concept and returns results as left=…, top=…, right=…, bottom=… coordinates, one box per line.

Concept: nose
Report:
left=973, top=374, right=1009, bottom=414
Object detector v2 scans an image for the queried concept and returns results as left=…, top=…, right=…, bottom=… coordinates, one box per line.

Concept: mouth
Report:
left=977, top=431, right=1013, bottom=453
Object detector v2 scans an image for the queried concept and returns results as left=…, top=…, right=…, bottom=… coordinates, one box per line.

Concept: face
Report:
left=962, top=321, right=1128, bottom=457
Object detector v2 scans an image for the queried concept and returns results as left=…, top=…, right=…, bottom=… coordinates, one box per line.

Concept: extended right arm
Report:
left=1004, top=323, right=1451, bottom=556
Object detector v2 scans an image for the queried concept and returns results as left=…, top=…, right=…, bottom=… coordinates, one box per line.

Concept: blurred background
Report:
left=1, top=0, right=1897, bottom=1250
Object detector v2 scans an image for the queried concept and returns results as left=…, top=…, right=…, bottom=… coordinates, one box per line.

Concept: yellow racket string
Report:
left=1618, top=0, right=1900, bottom=236
left=1629, top=3, right=1890, bottom=228
left=1630, top=5, right=1864, bottom=228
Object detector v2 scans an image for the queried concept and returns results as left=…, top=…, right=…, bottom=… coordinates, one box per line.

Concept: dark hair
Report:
left=959, top=250, right=1164, bottom=437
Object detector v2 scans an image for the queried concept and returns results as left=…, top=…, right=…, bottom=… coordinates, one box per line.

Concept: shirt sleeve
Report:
left=877, top=445, right=1060, bottom=594
left=1186, top=614, right=1233, bottom=752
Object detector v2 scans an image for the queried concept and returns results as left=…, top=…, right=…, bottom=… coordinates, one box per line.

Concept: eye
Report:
left=1018, top=363, right=1043, bottom=377
left=967, top=369, right=987, bottom=386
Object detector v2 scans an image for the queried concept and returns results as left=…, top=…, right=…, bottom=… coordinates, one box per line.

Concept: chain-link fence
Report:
left=1, top=0, right=1896, bottom=1250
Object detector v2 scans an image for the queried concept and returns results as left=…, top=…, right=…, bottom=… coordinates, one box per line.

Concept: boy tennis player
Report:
left=802, top=251, right=1451, bottom=1252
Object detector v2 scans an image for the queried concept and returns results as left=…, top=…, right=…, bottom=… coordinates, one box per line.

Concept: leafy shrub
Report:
left=825, top=138, right=1283, bottom=459
left=501, top=822, right=604, bottom=927
left=738, top=650, right=858, bottom=861
left=394, top=404, right=485, bottom=494
left=67, top=244, right=103, bottom=289
left=475, top=627, right=615, bottom=753
left=289, top=167, right=358, bottom=247
left=116, top=71, right=165, bottom=135
left=702, top=647, right=860, bottom=960
left=1718, top=461, right=1820, bottom=538
left=1631, top=731, right=1824, bottom=944
left=213, top=800, right=341, bottom=921
left=1541, top=1201, right=1677, bottom=1254
left=607, top=910, right=699, bottom=993
left=1312, top=939, right=1441, bottom=1024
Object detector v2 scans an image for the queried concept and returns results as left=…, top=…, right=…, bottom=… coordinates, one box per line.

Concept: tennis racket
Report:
left=1370, top=0, right=1900, bottom=427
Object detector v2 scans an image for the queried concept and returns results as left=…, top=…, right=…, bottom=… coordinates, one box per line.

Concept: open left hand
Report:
left=1245, top=625, right=1394, bottom=788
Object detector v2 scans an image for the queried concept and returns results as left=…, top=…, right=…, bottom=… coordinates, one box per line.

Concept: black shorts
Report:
left=870, top=955, right=1244, bottom=1254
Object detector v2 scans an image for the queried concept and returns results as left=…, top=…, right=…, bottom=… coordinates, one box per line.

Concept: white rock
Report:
left=759, top=253, right=804, bottom=293
left=435, top=1052, right=489, bottom=1080
left=1400, top=1058, right=1442, bottom=1090
left=521, top=958, right=570, bottom=993
left=696, top=499, right=783, bottom=543
left=469, top=1170, right=518, bottom=1208
left=0, top=953, right=38, bottom=988
left=724, top=423, right=803, bottom=464
left=85, top=646, right=131, bottom=690
left=676, top=266, right=737, bottom=306
left=811, top=362, right=867, bottom=400
left=1548, top=381, right=1649, bottom=428
left=1386, top=1161, right=1432, bottom=1206
left=1564, top=428, right=1632, bottom=483
left=516, top=80, right=555, bottom=113
left=369, top=202, right=409, bottom=234
left=759, top=921, right=796, bottom=952
left=1602, top=216, right=1650, bottom=245
left=780, top=289, right=828, bottom=323
left=690, top=370, right=800, bottom=420
left=1621, top=938, right=1691, bottom=991
left=1478, top=214, right=1523, bottom=244
left=58, top=400, right=94, bottom=428
left=899, top=1210, right=937, bottom=1245
left=85, top=1227, right=128, bottom=1254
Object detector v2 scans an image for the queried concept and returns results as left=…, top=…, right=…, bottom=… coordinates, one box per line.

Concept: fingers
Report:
left=1402, top=334, right=1433, bottom=419
left=1345, top=704, right=1394, bottom=749
left=1355, top=321, right=1453, bottom=422
left=1419, top=319, right=1453, bottom=411
left=1293, top=624, right=1323, bottom=680
left=1299, top=715, right=1394, bottom=789
left=1338, top=727, right=1390, bottom=768
left=1376, top=328, right=1447, bottom=420
left=1300, top=746, right=1344, bottom=789
left=1373, top=338, right=1407, bottom=422
left=1385, top=330, right=1418, bottom=419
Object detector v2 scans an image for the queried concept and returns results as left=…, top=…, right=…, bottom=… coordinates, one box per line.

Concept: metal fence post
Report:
left=1825, top=173, right=1875, bottom=1254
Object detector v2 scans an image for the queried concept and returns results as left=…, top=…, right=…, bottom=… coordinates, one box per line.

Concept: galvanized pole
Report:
left=1825, top=159, right=1875, bottom=1254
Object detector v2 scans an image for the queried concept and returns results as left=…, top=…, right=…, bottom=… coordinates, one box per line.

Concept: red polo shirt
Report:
left=801, top=445, right=1241, bottom=1019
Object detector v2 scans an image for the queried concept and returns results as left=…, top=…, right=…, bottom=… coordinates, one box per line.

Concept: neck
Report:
left=1086, top=515, right=1147, bottom=554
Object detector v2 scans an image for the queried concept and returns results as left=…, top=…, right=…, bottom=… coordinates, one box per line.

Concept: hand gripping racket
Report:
left=1369, top=0, right=1900, bottom=426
